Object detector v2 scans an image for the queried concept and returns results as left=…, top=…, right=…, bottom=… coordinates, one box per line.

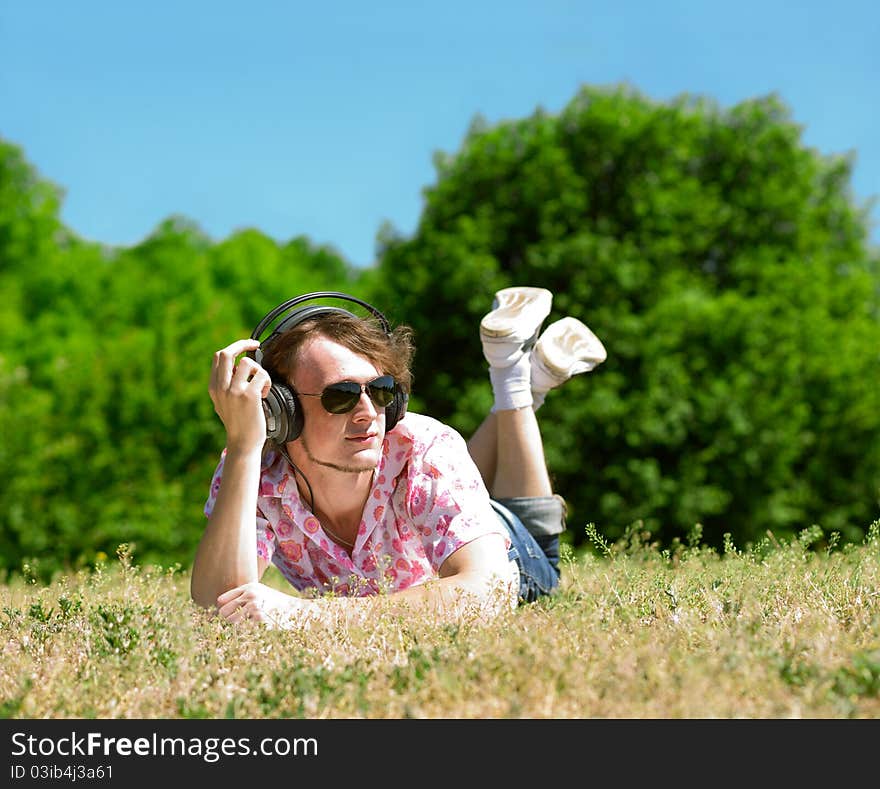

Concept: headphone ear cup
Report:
left=385, top=388, right=408, bottom=433
left=262, top=382, right=302, bottom=443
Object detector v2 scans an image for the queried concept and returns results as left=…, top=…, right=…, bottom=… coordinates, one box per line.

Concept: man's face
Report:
left=289, top=335, right=386, bottom=474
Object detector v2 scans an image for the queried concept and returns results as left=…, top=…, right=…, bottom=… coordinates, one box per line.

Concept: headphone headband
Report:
left=250, top=291, right=391, bottom=344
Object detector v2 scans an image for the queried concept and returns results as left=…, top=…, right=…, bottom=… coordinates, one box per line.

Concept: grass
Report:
left=2, top=522, right=879, bottom=719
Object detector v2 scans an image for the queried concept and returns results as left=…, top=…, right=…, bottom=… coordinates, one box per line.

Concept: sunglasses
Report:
left=295, top=375, right=397, bottom=414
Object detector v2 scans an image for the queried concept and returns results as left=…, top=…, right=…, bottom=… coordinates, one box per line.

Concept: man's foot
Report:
left=480, top=286, right=553, bottom=368
left=531, top=317, right=607, bottom=397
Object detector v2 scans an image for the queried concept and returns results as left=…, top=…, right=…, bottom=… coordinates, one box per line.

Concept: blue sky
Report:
left=1, top=1, right=877, bottom=268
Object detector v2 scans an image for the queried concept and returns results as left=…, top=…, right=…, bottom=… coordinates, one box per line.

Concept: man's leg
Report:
left=465, top=411, right=499, bottom=491
left=467, top=286, right=607, bottom=497
left=467, top=286, right=609, bottom=601
left=467, top=409, right=553, bottom=497
left=491, top=407, right=553, bottom=498
left=468, top=406, right=563, bottom=602
left=467, top=286, right=552, bottom=492
left=467, top=287, right=561, bottom=603
left=491, top=408, right=565, bottom=589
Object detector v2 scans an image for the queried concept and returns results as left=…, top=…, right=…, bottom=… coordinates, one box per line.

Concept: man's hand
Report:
left=209, top=338, right=271, bottom=453
left=216, top=582, right=319, bottom=629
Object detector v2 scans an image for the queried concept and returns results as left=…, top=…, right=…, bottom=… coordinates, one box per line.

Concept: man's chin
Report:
left=348, top=447, right=381, bottom=471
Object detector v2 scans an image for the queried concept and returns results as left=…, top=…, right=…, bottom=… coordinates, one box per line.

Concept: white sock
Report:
left=530, top=366, right=557, bottom=411
left=530, top=348, right=568, bottom=411
left=489, top=353, right=533, bottom=412
left=531, top=390, right=548, bottom=411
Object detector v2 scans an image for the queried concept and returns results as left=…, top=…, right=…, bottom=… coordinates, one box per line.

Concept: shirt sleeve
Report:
left=203, top=451, right=226, bottom=519
left=404, top=424, right=511, bottom=570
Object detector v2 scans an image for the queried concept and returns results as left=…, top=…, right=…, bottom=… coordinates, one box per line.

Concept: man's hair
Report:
left=261, top=312, right=415, bottom=392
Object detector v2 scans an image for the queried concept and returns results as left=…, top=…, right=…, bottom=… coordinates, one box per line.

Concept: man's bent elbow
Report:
left=190, top=569, right=236, bottom=610
left=190, top=578, right=218, bottom=610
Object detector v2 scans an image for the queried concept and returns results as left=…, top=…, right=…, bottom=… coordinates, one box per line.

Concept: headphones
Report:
left=248, top=291, right=409, bottom=443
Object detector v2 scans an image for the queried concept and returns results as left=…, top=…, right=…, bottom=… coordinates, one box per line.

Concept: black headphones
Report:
left=248, top=291, right=408, bottom=443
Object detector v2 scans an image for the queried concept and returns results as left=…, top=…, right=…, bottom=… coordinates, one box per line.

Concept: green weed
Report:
left=1, top=526, right=879, bottom=718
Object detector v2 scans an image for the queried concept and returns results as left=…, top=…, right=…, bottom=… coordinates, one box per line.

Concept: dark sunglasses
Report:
left=295, top=375, right=397, bottom=414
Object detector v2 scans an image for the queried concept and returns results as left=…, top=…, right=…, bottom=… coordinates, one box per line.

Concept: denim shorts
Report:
left=491, top=496, right=564, bottom=603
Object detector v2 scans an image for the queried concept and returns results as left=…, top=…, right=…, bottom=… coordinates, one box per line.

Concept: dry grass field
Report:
left=2, top=523, right=879, bottom=719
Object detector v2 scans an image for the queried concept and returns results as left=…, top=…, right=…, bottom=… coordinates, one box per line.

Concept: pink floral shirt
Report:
left=204, top=412, right=515, bottom=597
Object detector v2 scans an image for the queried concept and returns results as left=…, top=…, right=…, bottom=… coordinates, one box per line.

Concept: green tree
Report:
left=371, top=85, right=880, bottom=549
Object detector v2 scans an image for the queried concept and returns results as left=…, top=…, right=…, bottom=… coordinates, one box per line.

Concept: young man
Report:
left=191, top=286, right=606, bottom=627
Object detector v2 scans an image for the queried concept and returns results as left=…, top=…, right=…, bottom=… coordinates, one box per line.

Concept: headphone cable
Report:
left=279, top=445, right=316, bottom=513
left=278, top=445, right=358, bottom=549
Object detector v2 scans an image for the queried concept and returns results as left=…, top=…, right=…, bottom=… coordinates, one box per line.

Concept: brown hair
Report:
left=260, top=312, right=415, bottom=393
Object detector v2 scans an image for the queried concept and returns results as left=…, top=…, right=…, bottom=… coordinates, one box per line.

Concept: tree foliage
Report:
left=370, top=85, right=880, bottom=549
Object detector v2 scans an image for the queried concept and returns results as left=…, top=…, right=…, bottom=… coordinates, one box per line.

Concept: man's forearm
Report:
left=191, top=448, right=264, bottom=607
left=325, top=567, right=517, bottom=627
